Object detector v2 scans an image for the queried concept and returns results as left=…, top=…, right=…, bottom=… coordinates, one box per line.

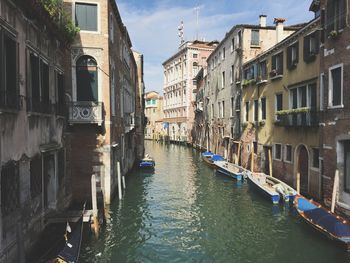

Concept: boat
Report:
left=294, top=195, right=350, bottom=251
left=202, top=153, right=225, bottom=168
left=247, top=172, right=280, bottom=204
left=214, top=161, right=247, bottom=181
left=201, top=151, right=214, bottom=158
left=139, top=154, right=155, bottom=169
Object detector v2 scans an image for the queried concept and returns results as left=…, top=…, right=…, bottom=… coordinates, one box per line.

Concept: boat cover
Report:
left=211, top=155, right=225, bottom=161
left=202, top=151, right=213, bottom=156
left=298, top=198, right=350, bottom=238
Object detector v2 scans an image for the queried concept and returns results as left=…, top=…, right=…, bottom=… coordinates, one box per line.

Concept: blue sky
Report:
left=117, top=0, right=315, bottom=94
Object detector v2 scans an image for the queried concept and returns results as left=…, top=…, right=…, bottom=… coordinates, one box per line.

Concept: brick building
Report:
left=64, top=0, right=141, bottom=204
left=318, top=0, right=350, bottom=216
left=0, top=1, right=72, bottom=261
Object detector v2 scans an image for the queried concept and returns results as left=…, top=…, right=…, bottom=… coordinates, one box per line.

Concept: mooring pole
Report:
left=117, top=161, right=122, bottom=199
left=331, top=169, right=339, bottom=213
left=296, top=172, right=300, bottom=194
left=91, top=174, right=99, bottom=237
left=268, top=148, right=273, bottom=177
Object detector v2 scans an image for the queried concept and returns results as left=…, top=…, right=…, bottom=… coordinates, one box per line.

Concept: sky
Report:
left=117, top=0, right=315, bottom=94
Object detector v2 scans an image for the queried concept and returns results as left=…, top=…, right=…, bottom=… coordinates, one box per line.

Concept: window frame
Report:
left=251, top=29, right=260, bottom=46
left=328, top=63, right=343, bottom=108
left=74, top=2, right=99, bottom=33
left=287, top=41, right=299, bottom=70
left=311, top=147, right=320, bottom=170
left=284, top=144, right=293, bottom=163
left=274, top=143, right=282, bottom=161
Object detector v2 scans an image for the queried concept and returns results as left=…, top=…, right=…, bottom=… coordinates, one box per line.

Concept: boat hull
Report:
left=214, top=162, right=244, bottom=181
left=247, top=173, right=280, bottom=204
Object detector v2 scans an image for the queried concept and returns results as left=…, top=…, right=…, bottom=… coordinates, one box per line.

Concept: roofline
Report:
left=109, top=0, right=132, bottom=47
left=243, top=17, right=320, bottom=67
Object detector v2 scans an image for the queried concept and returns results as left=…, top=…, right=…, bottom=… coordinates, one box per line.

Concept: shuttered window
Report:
left=287, top=42, right=299, bottom=70
left=75, top=3, right=98, bottom=31
left=251, top=30, right=259, bottom=46
left=261, top=97, right=266, bottom=120
left=1, top=162, right=20, bottom=216
left=271, top=52, right=283, bottom=76
left=326, top=0, right=346, bottom=34
left=329, top=66, right=342, bottom=106
left=30, top=156, right=42, bottom=199
left=303, top=32, right=319, bottom=63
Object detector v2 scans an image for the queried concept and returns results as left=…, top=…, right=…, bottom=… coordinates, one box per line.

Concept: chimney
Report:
left=259, top=15, right=267, bottom=27
left=274, top=18, right=286, bottom=43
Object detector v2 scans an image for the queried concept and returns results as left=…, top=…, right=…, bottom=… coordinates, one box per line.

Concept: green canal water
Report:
left=80, top=141, right=350, bottom=263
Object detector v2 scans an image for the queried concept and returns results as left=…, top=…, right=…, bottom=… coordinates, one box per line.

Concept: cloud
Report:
left=117, top=0, right=314, bottom=94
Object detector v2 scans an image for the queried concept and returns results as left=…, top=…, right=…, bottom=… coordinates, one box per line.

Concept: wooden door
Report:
left=298, top=145, right=309, bottom=195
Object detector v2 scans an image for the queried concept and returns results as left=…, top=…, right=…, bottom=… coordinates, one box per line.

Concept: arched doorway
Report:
left=297, top=145, right=309, bottom=195
left=76, top=56, right=98, bottom=101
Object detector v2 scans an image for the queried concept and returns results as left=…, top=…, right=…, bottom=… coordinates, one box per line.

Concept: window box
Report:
left=328, top=30, right=340, bottom=39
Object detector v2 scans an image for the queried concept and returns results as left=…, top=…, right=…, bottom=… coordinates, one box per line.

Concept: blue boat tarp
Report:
left=210, top=155, right=225, bottom=161
left=202, top=151, right=213, bottom=156
left=140, top=161, right=154, bottom=167
left=298, top=197, right=350, bottom=239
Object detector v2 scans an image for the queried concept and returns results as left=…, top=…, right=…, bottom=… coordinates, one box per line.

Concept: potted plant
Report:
left=269, top=69, right=277, bottom=77
left=329, top=30, right=338, bottom=39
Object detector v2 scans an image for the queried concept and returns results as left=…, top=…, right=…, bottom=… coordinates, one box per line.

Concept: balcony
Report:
left=68, top=101, right=103, bottom=125
left=275, top=109, right=319, bottom=127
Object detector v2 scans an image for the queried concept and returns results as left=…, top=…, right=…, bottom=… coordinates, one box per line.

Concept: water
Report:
left=80, top=141, right=350, bottom=262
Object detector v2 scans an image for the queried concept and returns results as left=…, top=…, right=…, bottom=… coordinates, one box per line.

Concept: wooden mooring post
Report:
left=117, top=161, right=122, bottom=199
left=251, top=143, right=254, bottom=172
left=331, top=169, right=339, bottom=213
left=91, top=174, right=99, bottom=237
left=296, top=172, right=300, bottom=194
left=268, top=148, right=272, bottom=177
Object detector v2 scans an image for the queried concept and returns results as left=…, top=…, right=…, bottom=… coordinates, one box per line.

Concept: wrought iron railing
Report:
left=68, top=101, right=103, bottom=125
left=275, top=110, right=319, bottom=127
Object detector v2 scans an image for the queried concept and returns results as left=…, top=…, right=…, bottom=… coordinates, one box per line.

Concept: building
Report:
left=0, top=1, right=73, bottom=261
left=144, top=91, right=164, bottom=140
left=163, top=40, right=218, bottom=143
left=204, top=16, right=301, bottom=160
left=64, top=0, right=140, bottom=204
left=241, top=17, right=321, bottom=198
left=133, top=50, right=146, bottom=160
left=318, top=0, right=350, bottom=216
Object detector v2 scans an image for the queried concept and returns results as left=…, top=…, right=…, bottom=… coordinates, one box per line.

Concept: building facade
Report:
left=319, top=0, right=350, bottom=216
left=64, top=0, right=140, bottom=204
left=163, top=41, right=217, bottom=143
left=0, top=1, right=72, bottom=261
left=241, top=17, right=321, bottom=198
left=204, top=16, right=300, bottom=159
left=144, top=91, right=164, bottom=140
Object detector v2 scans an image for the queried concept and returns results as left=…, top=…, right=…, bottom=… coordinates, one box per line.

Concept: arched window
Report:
left=76, top=56, right=98, bottom=101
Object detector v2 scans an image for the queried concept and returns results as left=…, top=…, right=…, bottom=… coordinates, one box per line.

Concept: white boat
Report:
left=247, top=172, right=297, bottom=204
left=214, top=161, right=247, bottom=181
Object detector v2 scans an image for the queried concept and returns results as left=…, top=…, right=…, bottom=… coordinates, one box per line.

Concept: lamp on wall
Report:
left=111, top=142, right=119, bottom=148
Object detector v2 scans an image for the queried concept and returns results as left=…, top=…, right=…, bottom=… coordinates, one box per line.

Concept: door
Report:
left=298, top=145, right=309, bottom=195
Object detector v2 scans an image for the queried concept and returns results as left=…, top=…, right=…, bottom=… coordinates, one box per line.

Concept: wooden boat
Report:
left=202, top=153, right=225, bottom=168
left=247, top=172, right=280, bottom=204
left=139, top=154, right=155, bottom=169
left=247, top=172, right=296, bottom=203
left=294, top=195, right=350, bottom=251
left=214, top=161, right=247, bottom=181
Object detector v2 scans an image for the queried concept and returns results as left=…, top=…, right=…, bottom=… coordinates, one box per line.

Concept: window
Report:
left=222, top=47, right=226, bottom=60
left=328, top=64, right=343, bottom=107
left=231, top=37, right=235, bottom=52
left=211, top=104, right=214, bottom=119
left=230, top=65, right=234, bottom=84
left=30, top=156, right=42, bottom=198
left=218, top=102, right=221, bottom=118
left=237, top=31, right=242, bottom=49
left=76, top=56, right=98, bottom=101
left=109, top=13, right=114, bottom=43
left=312, top=148, right=319, bottom=169
left=326, top=0, right=346, bottom=34
left=261, top=97, right=266, bottom=120
left=1, top=162, right=20, bottom=216
left=287, top=42, right=299, bottom=69
left=222, top=71, right=225, bottom=88
left=245, top=101, right=249, bottom=122
left=251, top=30, right=260, bottom=46
left=258, top=60, right=267, bottom=81
left=271, top=52, right=283, bottom=76
left=303, top=32, right=319, bottom=63
left=222, top=100, right=225, bottom=118
left=275, top=94, right=283, bottom=120
left=0, top=32, right=18, bottom=110
left=193, top=62, right=198, bottom=76
left=285, top=145, right=292, bottom=162
left=345, top=141, right=350, bottom=193
left=56, top=72, right=65, bottom=115
left=274, top=144, right=282, bottom=160
left=193, top=53, right=198, bottom=58
left=75, top=3, right=98, bottom=31
left=254, top=99, right=259, bottom=121
left=231, top=97, right=234, bottom=117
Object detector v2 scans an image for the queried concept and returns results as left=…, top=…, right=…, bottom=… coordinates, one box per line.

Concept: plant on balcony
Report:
left=40, top=0, right=80, bottom=43
left=242, top=79, right=255, bottom=87
left=328, top=30, right=338, bottom=39
left=276, top=107, right=311, bottom=116
left=269, top=69, right=277, bottom=77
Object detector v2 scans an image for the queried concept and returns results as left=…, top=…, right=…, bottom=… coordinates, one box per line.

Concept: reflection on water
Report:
left=80, top=141, right=350, bottom=263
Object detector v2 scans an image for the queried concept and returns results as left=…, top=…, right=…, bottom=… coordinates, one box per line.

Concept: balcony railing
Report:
left=275, top=110, right=319, bottom=127
left=68, top=101, right=103, bottom=125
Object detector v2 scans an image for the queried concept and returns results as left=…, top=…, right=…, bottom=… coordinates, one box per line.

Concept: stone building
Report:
left=133, top=50, right=146, bottom=160
left=318, top=0, right=350, bottom=216
left=144, top=91, right=164, bottom=140
left=163, top=40, right=218, bottom=143
left=241, top=17, right=321, bottom=198
left=204, top=16, right=300, bottom=160
left=64, top=0, right=140, bottom=204
left=0, top=1, right=72, bottom=261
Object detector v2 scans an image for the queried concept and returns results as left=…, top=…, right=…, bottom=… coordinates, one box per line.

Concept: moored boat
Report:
left=139, top=154, right=155, bottom=169
left=202, top=153, right=225, bottom=168
left=214, top=161, right=247, bottom=181
left=294, top=195, right=350, bottom=252
left=247, top=172, right=280, bottom=204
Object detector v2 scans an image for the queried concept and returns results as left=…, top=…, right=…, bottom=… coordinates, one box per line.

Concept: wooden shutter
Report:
left=303, top=36, right=310, bottom=62
left=279, top=53, right=283, bottom=75
left=287, top=46, right=292, bottom=69
left=339, top=0, right=346, bottom=30
left=326, top=0, right=335, bottom=34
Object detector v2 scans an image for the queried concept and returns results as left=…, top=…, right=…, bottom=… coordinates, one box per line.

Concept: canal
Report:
left=80, top=141, right=350, bottom=262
